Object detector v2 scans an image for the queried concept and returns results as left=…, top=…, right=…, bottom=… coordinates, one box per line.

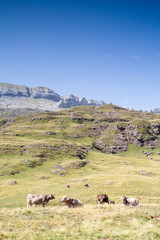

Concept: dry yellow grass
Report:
left=0, top=204, right=160, bottom=240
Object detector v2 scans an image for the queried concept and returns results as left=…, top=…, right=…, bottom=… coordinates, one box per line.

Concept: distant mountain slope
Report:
left=151, top=108, right=160, bottom=113
left=0, top=104, right=160, bottom=176
left=0, top=82, right=105, bottom=112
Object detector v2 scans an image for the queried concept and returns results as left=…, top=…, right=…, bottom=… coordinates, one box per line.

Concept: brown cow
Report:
left=60, top=195, right=83, bottom=208
left=96, top=194, right=109, bottom=206
left=27, top=194, right=55, bottom=208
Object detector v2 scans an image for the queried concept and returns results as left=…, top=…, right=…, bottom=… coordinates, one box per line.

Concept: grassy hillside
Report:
left=0, top=104, right=160, bottom=239
left=0, top=107, right=44, bottom=120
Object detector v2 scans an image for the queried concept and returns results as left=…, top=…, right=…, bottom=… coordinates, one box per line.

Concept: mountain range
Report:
left=0, top=82, right=160, bottom=114
left=0, top=82, right=105, bottom=111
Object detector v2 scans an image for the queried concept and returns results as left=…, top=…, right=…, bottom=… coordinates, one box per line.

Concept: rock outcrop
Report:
left=0, top=83, right=30, bottom=97
left=93, top=119, right=160, bottom=153
left=150, top=108, right=160, bottom=113
left=61, top=94, right=81, bottom=108
left=30, top=87, right=61, bottom=102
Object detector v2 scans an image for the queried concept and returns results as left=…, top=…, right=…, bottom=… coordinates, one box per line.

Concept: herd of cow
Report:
left=26, top=193, right=140, bottom=208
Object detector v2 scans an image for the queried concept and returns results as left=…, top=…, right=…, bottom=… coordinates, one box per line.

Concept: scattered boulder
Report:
left=8, top=180, right=18, bottom=185
left=22, top=159, right=32, bottom=167
left=51, top=170, right=59, bottom=174
left=51, top=170, right=66, bottom=176
left=106, top=181, right=114, bottom=185
left=139, top=170, right=153, bottom=176
left=60, top=173, right=66, bottom=176
left=147, top=152, right=153, bottom=155
left=66, top=160, right=87, bottom=169
left=84, top=184, right=89, bottom=187
left=39, top=176, right=50, bottom=180
left=54, top=165, right=64, bottom=171
left=109, top=145, right=128, bottom=153
left=82, top=179, right=87, bottom=182
left=47, top=132, right=56, bottom=135
left=76, top=147, right=88, bottom=159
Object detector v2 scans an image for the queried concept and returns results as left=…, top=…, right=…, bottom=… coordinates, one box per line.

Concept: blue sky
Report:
left=0, top=0, right=160, bottom=110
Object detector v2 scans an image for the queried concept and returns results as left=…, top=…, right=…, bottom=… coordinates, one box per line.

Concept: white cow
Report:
left=27, top=194, right=55, bottom=208
left=121, top=196, right=139, bottom=206
left=60, top=195, right=83, bottom=208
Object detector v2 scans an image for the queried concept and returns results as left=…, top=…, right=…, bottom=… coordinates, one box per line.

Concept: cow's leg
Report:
left=27, top=201, right=31, bottom=208
left=28, top=203, right=31, bottom=208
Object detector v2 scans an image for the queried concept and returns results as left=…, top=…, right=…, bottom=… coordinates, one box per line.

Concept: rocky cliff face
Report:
left=30, top=87, right=61, bottom=102
left=151, top=108, right=160, bottom=113
left=94, top=119, right=160, bottom=154
left=0, top=82, right=105, bottom=110
left=0, top=83, right=61, bottom=101
left=0, top=83, right=30, bottom=97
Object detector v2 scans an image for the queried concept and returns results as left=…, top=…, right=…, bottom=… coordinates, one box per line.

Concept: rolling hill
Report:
left=0, top=104, right=160, bottom=239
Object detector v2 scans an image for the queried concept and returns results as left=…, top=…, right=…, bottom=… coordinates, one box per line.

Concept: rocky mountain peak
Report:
left=30, top=87, right=61, bottom=101
left=0, top=82, right=30, bottom=97
left=0, top=82, right=105, bottom=110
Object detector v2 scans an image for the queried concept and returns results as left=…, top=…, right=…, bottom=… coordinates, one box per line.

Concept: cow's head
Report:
left=121, top=196, right=128, bottom=204
left=47, top=194, right=55, bottom=200
left=60, top=195, right=69, bottom=203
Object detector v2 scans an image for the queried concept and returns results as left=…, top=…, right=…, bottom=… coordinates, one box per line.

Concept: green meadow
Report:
left=0, top=105, right=160, bottom=239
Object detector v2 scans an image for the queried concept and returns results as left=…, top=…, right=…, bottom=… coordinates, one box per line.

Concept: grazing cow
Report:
left=96, top=194, right=109, bottom=206
left=121, top=196, right=139, bottom=206
left=108, top=200, right=115, bottom=204
left=60, top=195, right=83, bottom=208
left=27, top=194, right=55, bottom=208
